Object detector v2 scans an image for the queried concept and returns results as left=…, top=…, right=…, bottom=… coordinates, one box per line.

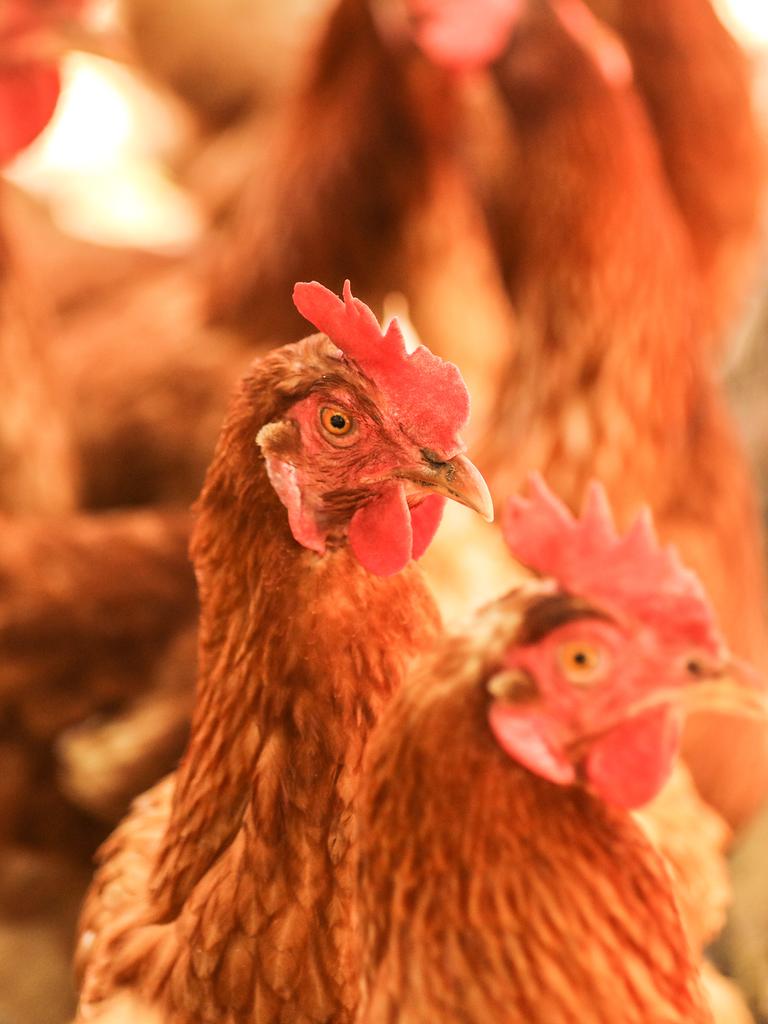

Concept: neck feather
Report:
left=152, top=357, right=441, bottom=918
left=358, top=669, right=706, bottom=1023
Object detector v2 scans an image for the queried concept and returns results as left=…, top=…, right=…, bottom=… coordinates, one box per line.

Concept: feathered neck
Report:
left=152, top=345, right=441, bottom=920
left=358, top=654, right=708, bottom=1024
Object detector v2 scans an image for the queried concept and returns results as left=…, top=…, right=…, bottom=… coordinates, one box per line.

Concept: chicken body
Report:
left=360, top=528, right=745, bottom=1024
left=357, top=591, right=713, bottom=1024
left=586, top=0, right=765, bottom=337
left=75, top=307, right=488, bottom=1021
left=449, top=3, right=768, bottom=828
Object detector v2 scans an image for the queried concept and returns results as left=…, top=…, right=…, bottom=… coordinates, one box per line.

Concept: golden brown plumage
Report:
left=75, top=306, right=489, bottom=1020
left=587, top=0, right=765, bottom=336
left=356, top=591, right=713, bottom=1024
left=0, top=509, right=197, bottom=848
left=456, top=3, right=768, bottom=828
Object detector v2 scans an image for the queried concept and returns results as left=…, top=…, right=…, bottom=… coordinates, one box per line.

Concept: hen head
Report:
left=477, top=474, right=765, bottom=809
left=255, top=280, right=492, bottom=577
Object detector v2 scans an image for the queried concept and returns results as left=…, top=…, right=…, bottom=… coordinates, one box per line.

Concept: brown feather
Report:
left=76, top=337, right=442, bottom=1023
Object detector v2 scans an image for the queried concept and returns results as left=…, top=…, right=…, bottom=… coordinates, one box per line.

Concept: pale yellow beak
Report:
left=397, top=451, right=494, bottom=522
left=679, top=657, right=768, bottom=721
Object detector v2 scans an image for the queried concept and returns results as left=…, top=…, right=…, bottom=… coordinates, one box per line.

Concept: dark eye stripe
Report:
left=516, top=594, right=613, bottom=646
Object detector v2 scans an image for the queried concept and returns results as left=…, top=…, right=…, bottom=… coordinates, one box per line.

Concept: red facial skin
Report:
left=488, top=617, right=719, bottom=809
left=408, top=0, right=524, bottom=72
left=260, top=388, right=448, bottom=577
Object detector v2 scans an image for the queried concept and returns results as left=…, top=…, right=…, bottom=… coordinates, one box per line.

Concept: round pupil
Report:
left=573, top=651, right=589, bottom=666
left=330, top=414, right=347, bottom=430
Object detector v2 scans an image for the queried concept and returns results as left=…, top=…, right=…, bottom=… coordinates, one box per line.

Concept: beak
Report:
left=396, top=451, right=494, bottom=522
left=679, top=656, right=768, bottom=721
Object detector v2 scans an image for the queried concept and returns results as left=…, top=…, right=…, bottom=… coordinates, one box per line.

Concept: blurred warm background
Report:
left=3, top=0, right=768, bottom=1021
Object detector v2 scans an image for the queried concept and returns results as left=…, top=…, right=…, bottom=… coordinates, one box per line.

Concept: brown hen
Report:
left=357, top=478, right=765, bottom=1024
left=75, top=284, right=490, bottom=1022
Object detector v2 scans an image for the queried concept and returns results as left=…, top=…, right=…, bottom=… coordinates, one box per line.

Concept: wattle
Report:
left=413, top=0, right=523, bottom=72
left=586, top=707, right=683, bottom=810
left=349, top=485, right=446, bottom=577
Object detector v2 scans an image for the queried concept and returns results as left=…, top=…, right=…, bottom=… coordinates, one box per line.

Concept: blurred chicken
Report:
left=54, top=0, right=768, bottom=829
left=447, top=0, right=768, bottom=828
left=586, top=0, right=765, bottom=338
left=75, top=283, right=491, bottom=1022
left=0, top=12, right=201, bottom=1021
left=357, top=477, right=763, bottom=1023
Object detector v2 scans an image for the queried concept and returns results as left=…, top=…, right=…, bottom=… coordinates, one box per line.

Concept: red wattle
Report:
left=0, top=63, right=60, bottom=164
left=488, top=705, right=575, bottom=785
left=586, top=708, right=682, bottom=810
left=349, top=483, right=413, bottom=576
left=410, top=494, right=446, bottom=560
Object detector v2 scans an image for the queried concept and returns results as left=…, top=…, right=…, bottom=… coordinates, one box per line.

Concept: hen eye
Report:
left=320, top=406, right=355, bottom=439
left=557, top=641, right=605, bottom=684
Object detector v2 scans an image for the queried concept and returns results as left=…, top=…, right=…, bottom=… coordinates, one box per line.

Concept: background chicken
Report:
left=75, top=283, right=491, bottom=1022
left=357, top=477, right=763, bottom=1023
left=429, top=0, right=768, bottom=828
left=0, top=8, right=203, bottom=1020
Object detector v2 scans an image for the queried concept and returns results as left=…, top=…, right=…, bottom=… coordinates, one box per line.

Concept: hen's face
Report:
left=482, top=588, right=764, bottom=808
left=256, top=354, right=491, bottom=576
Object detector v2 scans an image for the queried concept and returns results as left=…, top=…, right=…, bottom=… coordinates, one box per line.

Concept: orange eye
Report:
left=320, top=406, right=354, bottom=437
left=557, top=641, right=605, bottom=684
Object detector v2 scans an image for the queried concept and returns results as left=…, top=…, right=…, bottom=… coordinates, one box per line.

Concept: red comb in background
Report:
left=408, top=0, right=523, bottom=72
left=293, top=280, right=470, bottom=455
left=0, top=64, right=60, bottom=164
left=0, top=0, right=90, bottom=164
left=503, top=474, right=721, bottom=645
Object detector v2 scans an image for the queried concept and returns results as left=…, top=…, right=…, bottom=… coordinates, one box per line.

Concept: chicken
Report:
left=74, top=281, right=492, bottom=1023
left=356, top=476, right=765, bottom=1024
left=585, top=0, right=765, bottom=338
left=0, top=510, right=198, bottom=838
left=0, top=2, right=81, bottom=514
left=0, top=215, right=78, bottom=516
left=404, top=0, right=768, bottom=828
left=58, top=0, right=464, bottom=514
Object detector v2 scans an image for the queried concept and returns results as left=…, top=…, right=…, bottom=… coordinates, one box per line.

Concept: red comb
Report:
left=0, top=0, right=87, bottom=164
left=503, top=474, right=721, bottom=647
left=293, top=280, right=470, bottom=454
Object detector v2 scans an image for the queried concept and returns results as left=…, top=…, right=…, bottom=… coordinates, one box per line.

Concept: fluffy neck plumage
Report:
left=358, top=670, right=709, bottom=1024
left=149, top=358, right=440, bottom=1018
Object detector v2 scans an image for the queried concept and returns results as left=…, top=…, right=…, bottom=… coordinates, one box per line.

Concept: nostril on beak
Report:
left=420, top=449, right=455, bottom=480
